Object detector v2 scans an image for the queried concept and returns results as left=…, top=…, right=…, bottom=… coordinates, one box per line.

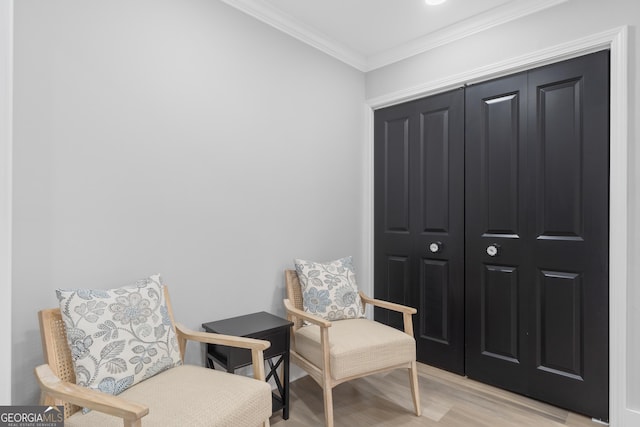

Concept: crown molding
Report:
left=219, top=0, right=368, bottom=71
left=366, top=25, right=620, bottom=108
left=221, top=0, right=569, bottom=73
left=366, top=0, right=569, bottom=71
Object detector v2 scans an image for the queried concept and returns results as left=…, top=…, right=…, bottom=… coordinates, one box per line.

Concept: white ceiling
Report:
left=263, top=0, right=512, bottom=56
left=220, top=0, right=568, bottom=71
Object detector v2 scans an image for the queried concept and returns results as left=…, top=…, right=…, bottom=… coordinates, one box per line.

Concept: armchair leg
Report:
left=409, top=361, right=421, bottom=416
left=263, top=419, right=270, bottom=427
left=322, top=384, right=334, bottom=427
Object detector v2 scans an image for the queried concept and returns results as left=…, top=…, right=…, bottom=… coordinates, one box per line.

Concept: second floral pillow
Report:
left=294, top=256, right=365, bottom=322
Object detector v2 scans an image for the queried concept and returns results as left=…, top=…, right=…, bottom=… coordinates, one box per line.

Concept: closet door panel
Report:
left=465, top=72, right=531, bottom=392
left=420, top=108, right=450, bottom=233
left=537, top=269, right=583, bottom=379
left=412, top=90, right=465, bottom=374
left=383, top=117, right=411, bottom=233
left=420, top=259, right=449, bottom=344
left=374, top=89, right=465, bottom=374
left=483, top=93, right=521, bottom=235
left=527, top=50, right=609, bottom=421
left=536, top=79, right=584, bottom=238
left=481, top=264, right=520, bottom=363
left=374, top=103, right=413, bottom=329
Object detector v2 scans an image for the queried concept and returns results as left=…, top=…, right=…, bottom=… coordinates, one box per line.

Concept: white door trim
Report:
left=364, top=26, right=629, bottom=425
left=0, top=0, right=13, bottom=406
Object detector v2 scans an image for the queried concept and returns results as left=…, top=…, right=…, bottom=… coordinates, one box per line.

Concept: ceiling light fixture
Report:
left=425, top=0, right=447, bottom=5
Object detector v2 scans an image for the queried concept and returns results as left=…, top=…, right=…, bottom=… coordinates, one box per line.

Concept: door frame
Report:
left=364, top=26, right=631, bottom=425
left=0, top=0, right=13, bottom=405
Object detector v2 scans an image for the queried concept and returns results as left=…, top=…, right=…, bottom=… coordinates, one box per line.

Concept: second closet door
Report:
left=465, top=51, right=609, bottom=421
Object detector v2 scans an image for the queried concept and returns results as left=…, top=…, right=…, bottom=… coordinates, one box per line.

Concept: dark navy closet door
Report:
left=465, top=50, right=609, bottom=421
left=374, top=88, right=465, bottom=374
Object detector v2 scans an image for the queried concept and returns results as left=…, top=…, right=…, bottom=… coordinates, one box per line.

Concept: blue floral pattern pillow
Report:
left=294, top=256, right=365, bottom=322
left=56, top=274, right=182, bottom=399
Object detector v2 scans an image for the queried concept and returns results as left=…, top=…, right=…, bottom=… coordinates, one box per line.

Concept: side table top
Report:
left=202, top=311, right=293, bottom=337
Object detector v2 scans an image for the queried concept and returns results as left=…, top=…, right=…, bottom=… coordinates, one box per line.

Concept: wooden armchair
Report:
left=35, top=286, right=273, bottom=427
left=283, top=269, right=421, bottom=427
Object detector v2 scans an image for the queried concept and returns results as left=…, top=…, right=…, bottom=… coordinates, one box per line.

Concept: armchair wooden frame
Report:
left=283, top=269, right=421, bottom=427
left=35, top=286, right=271, bottom=427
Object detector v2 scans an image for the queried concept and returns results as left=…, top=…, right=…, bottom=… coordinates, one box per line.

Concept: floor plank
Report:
left=271, top=363, right=600, bottom=426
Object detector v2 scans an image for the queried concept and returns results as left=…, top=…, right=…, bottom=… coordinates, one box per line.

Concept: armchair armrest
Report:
left=34, top=364, right=148, bottom=427
left=358, top=292, right=417, bottom=314
left=283, top=299, right=332, bottom=328
left=174, top=323, right=270, bottom=350
left=358, top=291, right=417, bottom=337
left=174, top=323, right=270, bottom=381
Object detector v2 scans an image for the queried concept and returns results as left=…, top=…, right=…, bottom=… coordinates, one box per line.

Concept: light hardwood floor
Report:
left=271, top=363, right=602, bottom=426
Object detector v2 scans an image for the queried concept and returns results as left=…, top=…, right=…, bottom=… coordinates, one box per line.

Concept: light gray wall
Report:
left=366, top=0, right=640, bottom=416
left=12, top=0, right=365, bottom=404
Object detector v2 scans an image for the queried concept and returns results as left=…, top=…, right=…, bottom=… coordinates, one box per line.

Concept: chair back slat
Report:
left=284, top=269, right=304, bottom=330
left=162, top=285, right=186, bottom=361
left=38, top=308, right=81, bottom=418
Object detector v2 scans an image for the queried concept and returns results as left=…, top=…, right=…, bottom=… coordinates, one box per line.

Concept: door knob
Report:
left=429, top=242, right=443, bottom=253
left=486, top=244, right=500, bottom=257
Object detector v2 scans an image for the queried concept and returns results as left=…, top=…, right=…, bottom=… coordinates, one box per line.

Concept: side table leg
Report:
left=283, top=350, right=290, bottom=419
left=206, top=354, right=216, bottom=370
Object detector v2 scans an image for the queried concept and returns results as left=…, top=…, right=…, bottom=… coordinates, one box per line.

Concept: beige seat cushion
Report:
left=65, top=365, right=271, bottom=427
left=294, top=318, right=416, bottom=381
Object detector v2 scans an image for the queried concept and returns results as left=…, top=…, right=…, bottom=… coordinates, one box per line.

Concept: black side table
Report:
left=202, top=311, right=293, bottom=420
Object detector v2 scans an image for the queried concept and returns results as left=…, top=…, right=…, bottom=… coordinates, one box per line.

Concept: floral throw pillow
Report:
left=56, top=274, right=182, bottom=400
left=294, top=256, right=365, bottom=322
